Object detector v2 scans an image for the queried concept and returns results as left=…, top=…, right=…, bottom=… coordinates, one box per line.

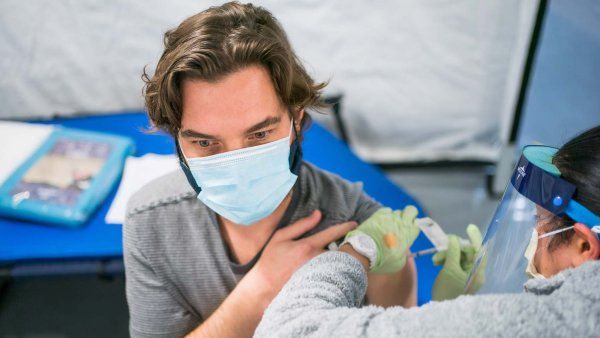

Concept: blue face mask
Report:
left=178, top=121, right=301, bottom=226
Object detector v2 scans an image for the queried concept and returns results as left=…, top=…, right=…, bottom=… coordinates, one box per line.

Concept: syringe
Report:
left=408, top=247, right=439, bottom=258
left=407, top=242, right=470, bottom=258
left=408, top=217, right=471, bottom=257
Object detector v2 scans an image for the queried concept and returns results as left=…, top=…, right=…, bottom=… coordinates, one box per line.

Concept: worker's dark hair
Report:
left=545, top=125, right=600, bottom=250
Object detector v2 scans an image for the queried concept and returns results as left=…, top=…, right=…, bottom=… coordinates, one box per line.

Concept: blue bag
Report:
left=0, top=127, right=134, bottom=227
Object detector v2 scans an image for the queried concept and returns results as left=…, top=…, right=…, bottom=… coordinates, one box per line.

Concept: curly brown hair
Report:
left=142, top=1, right=326, bottom=138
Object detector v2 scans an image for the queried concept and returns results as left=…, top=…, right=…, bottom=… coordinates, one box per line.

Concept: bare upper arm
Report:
left=366, top=256, right=417, bottom=308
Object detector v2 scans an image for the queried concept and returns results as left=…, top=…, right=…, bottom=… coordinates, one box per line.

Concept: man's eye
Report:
left=195, top=140, right=211, bottom=147
left=253, top=131, right=268, bottom=139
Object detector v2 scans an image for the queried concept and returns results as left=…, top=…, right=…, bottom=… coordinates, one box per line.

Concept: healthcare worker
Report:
left=256, top=125, right=600, bottom=337
left=123, top=2, right=418, bottom=338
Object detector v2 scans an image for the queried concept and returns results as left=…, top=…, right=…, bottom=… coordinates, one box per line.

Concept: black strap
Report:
left=175, top=139, right=202, bottom=194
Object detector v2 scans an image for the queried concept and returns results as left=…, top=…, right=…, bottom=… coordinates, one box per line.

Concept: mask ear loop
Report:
left=537, top=221, right=600, bottom=240
left=538, top=226, right=575, bottom=239
left=288, top=109, right=303, bottom=175
left=175, top=136, right=202, bottom=194
left=175, top=138, right=189, bottom=164
left=290, top=114, right=300, bottom=140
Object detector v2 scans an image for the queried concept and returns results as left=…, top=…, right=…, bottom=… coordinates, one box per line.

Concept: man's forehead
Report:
left=180, top=67, right=287, bottom=133
left=180, top=111, right=288, bottom=138
left=181, top=66, right=281, bottom=111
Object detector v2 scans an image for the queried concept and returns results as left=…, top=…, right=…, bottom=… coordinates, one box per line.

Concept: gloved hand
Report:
left=431, top=224, right=484, bottom=301
left=344, top=206, right=420, bottom=274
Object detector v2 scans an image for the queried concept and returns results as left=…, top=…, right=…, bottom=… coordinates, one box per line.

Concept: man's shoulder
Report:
left=126, top=169, right=197, bottom=217
left=299, top=162, right=380, bottom=224
left=301, top=161, right=364, bottom=195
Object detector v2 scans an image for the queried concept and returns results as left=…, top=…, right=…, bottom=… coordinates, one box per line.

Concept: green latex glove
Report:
left=345, top=206, right=421, bottom=274
left=431, top=224, right=484, bottom=301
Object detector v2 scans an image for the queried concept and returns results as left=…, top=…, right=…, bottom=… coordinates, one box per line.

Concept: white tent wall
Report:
left=0, top=0, right=538, bottom=163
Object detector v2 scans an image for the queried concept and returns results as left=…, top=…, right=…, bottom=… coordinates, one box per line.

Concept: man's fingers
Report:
left=274, top=210, right=322, bottom=241
left=306, top=221, right=358, bottom=248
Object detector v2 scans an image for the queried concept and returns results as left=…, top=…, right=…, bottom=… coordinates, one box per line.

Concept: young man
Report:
left=124, top=2, right=417, bottom=337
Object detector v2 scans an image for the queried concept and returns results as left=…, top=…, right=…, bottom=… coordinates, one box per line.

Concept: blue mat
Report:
left=0, top=112, right=439, bottom=303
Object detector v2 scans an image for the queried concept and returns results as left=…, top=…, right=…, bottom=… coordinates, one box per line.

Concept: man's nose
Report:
left=222, top=139, right=246, bottom=153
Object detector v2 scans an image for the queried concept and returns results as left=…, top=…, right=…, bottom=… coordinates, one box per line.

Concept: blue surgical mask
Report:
left=179, top=121, right=300, bottom=225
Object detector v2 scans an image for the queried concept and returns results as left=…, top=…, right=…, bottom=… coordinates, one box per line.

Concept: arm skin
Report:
left=185, top=249, right=416, bottom=338
left=330, top=245, right=418, bottom=308
left=185, top=269, right=273, bottom=338
left=366, top=256, right=417, bottom=308
left=185, top=244, right=415, bottom=338
left=185, top=212, right=358, bottom=338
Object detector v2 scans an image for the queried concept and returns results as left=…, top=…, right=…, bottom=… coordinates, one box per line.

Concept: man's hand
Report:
left=248, top=210, right=359, bottom=306
left=187, top=210, right=357, bottom=338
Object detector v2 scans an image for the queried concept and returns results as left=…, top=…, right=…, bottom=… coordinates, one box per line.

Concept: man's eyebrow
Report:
left=179, top=116, right=282, bottom=138
left=179, top=129, right=217, bottom=139
left=245, top=116, right=281, bottom=134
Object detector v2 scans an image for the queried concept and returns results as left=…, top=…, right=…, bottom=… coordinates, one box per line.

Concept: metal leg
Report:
left=323, top=95, right=350, bottom=145
left=0, top=266, right=13, bottom=304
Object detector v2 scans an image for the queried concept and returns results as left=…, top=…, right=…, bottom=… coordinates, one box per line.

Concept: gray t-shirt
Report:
left=123, top=161, right=381, bottom=337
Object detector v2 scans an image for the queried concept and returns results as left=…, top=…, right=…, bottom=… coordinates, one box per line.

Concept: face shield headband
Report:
left=512, top=145, right=600, bottom=230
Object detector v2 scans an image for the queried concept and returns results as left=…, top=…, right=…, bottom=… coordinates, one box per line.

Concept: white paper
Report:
left=0, top=121, right=55, bottom=186
left=105, top=153, right=179, bottom=224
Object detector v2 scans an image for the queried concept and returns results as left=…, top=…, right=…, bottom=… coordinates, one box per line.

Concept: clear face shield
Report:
left=465, top=146, right=600, bottom=294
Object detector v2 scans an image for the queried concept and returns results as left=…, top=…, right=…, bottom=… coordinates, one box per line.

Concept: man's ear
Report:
left=571, top=223, right=600, bottom=266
